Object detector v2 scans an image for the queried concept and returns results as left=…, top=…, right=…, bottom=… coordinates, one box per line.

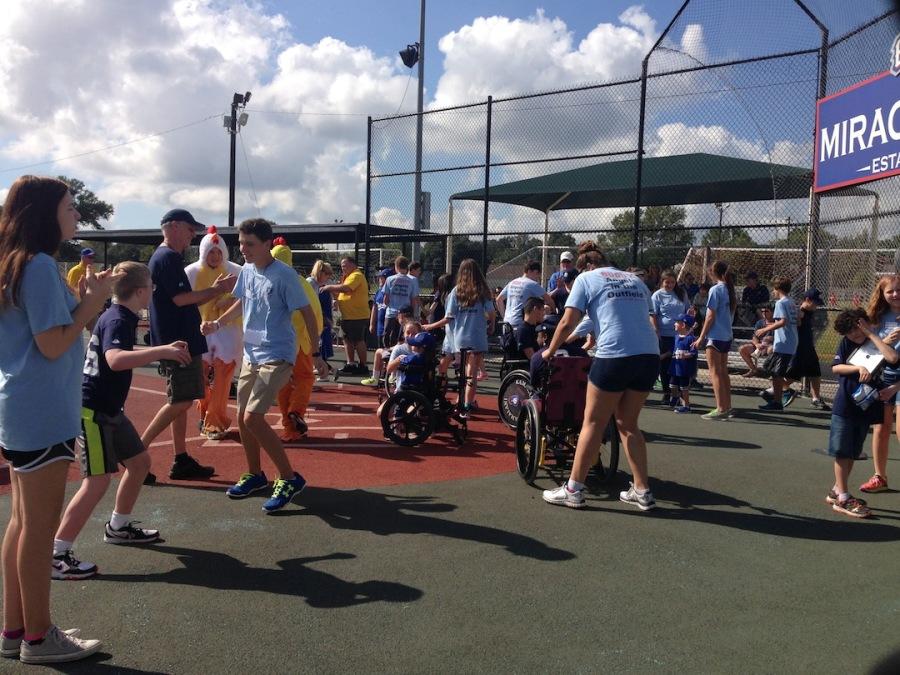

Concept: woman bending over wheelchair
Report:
left=540, top=243, right=659, bottom=511
left=425, top=259, right=494, bottom=416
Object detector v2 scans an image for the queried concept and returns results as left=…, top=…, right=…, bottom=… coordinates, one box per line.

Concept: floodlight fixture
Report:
left=399, top=43, right=419, bottom=68
left=238, top=112, right=249, bottom=126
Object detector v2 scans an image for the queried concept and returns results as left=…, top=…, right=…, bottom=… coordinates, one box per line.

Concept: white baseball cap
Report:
left=560, top=251, right=574, bottom=262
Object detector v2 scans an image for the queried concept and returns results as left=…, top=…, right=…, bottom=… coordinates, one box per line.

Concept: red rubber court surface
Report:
left=0, top=373, right=516, bottom=493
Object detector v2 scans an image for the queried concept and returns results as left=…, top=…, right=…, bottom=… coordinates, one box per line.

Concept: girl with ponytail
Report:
left=692, top=260, right=735, bottom=420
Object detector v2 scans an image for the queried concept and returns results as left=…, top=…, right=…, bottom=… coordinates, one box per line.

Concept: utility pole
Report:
left=225, top=91, right=251, bottom=229
left=412, top=0, right=426, bottom=262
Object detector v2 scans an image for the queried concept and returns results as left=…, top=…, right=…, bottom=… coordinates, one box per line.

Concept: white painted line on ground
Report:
left=149, top=435, right=207, bottom=448
left=334, top=433, right=349, bottom=439
left=202, top=441, right=392, bottom=449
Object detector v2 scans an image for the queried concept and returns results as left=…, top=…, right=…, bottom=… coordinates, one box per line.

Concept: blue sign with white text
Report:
left=814, top=71, right=900, bottom=193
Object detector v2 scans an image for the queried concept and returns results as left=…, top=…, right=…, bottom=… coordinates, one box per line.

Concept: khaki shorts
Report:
left=159, top=355, right=205, bottom=404
left=237, top=360, right=292, bottom=415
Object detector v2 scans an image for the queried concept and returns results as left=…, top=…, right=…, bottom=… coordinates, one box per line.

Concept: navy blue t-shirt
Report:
left=82, top=304, right=139, bottom=416
left=515, top=322, right=540, bottom=354
left=148, top=246, right=207, bottom=356
left=832, top=336, right=885, bottom=424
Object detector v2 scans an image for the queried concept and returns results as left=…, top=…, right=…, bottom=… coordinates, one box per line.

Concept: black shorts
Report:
left=78, top=408, right=146, bottom=477
left=159, top=355, right=204, bottom=404
left=762, top=351, right=792, bottom=378
left=342, top=319, right=368, bottom=344
left=1, top=439, right=76, bottom=473
left=383, top=316, right=402, bottom=348
left=589, top=355, right=660, bottom=392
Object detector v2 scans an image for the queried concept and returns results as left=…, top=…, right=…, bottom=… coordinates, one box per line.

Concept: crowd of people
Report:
left=0, top=174, right=897, bottom=663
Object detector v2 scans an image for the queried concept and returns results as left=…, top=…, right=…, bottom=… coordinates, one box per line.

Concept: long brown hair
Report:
left=661, top=269, right=686, bottom=301
left=455, top=259, right=491, bottom=307
left=710, top=260, right=736, bottom=312
left=0, top=175, right=71, bottom=310
left=867, top=273, right=900, bottom=323
left=575, top=241, right=609, bottom=271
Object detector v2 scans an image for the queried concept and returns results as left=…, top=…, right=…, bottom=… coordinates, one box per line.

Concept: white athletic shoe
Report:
left=542, top=484, right=586, bottom=509
left=619, top=482, right=656, bottom=511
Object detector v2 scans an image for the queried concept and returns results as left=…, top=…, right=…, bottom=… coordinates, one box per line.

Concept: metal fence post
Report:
left=632, top=58, right=649, bottom=267
left=364, top=116, right=372, bottom=278
left=482, top=96, right=493, bottom=273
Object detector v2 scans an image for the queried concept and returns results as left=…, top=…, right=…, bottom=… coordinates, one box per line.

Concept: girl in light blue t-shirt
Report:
left=651, top=270, right=690, bottom=405
left=693, top=261, right=736, bottom=420
left=0, top=176, right=113, bottom=660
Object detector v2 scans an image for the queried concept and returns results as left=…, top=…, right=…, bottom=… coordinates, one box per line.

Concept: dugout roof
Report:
left=450, top=152, right=869, bottom=211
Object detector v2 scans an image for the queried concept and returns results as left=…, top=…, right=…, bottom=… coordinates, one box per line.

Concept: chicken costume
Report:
left=184, top=226, right=243, bottom=438
left=271, top=238, right=324, bottom=442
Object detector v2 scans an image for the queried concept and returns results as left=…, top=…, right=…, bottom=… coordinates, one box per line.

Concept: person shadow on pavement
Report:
left=95, top=546, right=422, bottom=608
left=271, top=488, right=576, bottom=562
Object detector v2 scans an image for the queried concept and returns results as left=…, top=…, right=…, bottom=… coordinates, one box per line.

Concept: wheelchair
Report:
left=379, top=346, right=470, bottom=447
left=512, top=355, right=620, bottom=486
left=498, top=323, right=529, bottom=379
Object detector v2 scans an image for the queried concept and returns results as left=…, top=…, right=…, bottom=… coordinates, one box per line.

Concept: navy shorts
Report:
left=589, top=355, right=659, bottom=392
left=827, top=414, right=870, bottom=460
left=670, top=374, right=693, bottom=388
left=1, top=439, right=76, bottom=473
left=762, top=352, right=792, bottom=378
left=708, top=339, right=732, bottom=353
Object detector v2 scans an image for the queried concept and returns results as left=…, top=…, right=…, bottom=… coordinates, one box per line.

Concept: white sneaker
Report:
left=51, top=550, right=98, bottom=580
left=19, top=625, right=101, bottom=664
left=1, top=629, right=80, bottom=659
left=619, top=482, right=656, bottom=511
left=542, top=484, right=586, bottom=509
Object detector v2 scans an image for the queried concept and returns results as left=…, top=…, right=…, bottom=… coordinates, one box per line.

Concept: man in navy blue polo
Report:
left=140, top=209, right=236, bottom=482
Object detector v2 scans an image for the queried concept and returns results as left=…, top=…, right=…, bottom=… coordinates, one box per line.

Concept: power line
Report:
left=238, top=128, right=261, bottom=217
left=244, top=108, right=372, bottom=117
left=0, top=113, right=223, bottom=175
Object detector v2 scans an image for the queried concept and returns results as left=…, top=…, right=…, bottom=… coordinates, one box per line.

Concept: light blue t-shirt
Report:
left=706, top=282, right=734, bottom=341
left=565, top=267, right=658, bottom=359
left=876, top=315, right=900, bottom=378
left=234, top=259, right=309, bottom=365
left=651, top=289, right=690, bottom=338
left=383, top=273, right=420, bottom=318
left=499, top=276, right=545, bottom=328
left=0, top=253, right=83, bottom=451
left=571, top=316, right=594, bottom=339
left=446, top=288, right=494, bottom=353
left=773, top=295, right=799, bottom=355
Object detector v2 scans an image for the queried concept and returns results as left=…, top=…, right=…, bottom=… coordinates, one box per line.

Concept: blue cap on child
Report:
left=676, top=313, right=695, bottom=327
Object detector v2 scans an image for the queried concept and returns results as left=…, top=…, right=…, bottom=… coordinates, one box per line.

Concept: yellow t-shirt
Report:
left=291, top=275, right=325, bottom=355
left=337, top=268, right=370, bottom=320
left=66, top=262, right=89, bottom=294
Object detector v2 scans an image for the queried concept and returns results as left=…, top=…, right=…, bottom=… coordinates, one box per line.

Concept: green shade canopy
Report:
left=451, top=153, right=819, bottom=212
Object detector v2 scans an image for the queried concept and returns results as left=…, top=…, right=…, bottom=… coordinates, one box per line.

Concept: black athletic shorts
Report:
left=342, top=319, right=368, bottom=344
left=588, top=355, right=660, bottom=392
left=1, top=439, right=76, bottom=473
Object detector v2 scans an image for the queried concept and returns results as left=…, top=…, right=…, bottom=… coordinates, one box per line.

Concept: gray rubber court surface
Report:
left=1, top=385, right=898, bottom=674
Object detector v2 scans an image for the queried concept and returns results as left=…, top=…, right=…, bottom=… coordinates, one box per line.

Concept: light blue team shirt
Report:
left=876, top=314, right=900, bottom=378
left=571, top=315, right=594, bottom=339
left=565, top=267, right=658, bottom=359
left=383, top=273, right=420, bottom=318
left=705, top=282, right=734, bottom=341
left=0, top=253, right=83, bottom=451
left=445, top=288, right=494, bottom=353
left=773, top=295, right=799, bottom=355
left=499, top=276, right=545, bottom=328
left=651, top=289, right=690, bottom=338
left=234, top=258, right=309, bottom=365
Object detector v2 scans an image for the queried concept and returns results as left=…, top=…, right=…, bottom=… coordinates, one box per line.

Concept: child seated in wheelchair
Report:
left=528, top=317, right=593, bottom=389
left=376, top=332, right=436, bottom=417
left=361, top=310, right=418, bottom=387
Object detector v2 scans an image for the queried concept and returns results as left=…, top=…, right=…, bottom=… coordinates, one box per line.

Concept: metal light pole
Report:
left=412, top=0, right=425, bottom=262
left=226, top=91, right=251, bottom=228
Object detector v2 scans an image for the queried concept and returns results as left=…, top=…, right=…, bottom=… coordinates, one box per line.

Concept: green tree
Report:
left=700, top=227, right=755, bottom=247
left=58, top=175, right=114, bottom=229
left=547, top=231, right=577, bottom=248
left=600, top=206, right=693, bottom=268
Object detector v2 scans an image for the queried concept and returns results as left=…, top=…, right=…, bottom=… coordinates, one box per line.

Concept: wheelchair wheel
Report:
left=515, top=399, right=541, bottom=484
left=380, top=391, right=434, bottom=447
left=384, top=371, right=398, bottom=397
left=497, top=369, right=532, bottom=430
left=591, top=418, right=620, bottom=484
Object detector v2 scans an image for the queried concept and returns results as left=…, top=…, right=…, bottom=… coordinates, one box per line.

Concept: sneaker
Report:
left=169, top=454, right=215, bottom=480
left=226, top=472, right=269, bottom=499
left=103, top=521, right=160, bottom=545
left=832, top=496, right=872, bottom=519
left=204, top=428, right=228, bottom=441
left=859, top=474, right=889, bottom=493
left=701, top=408, right=730, bottom=421
left=51, top=550, right=98, bottom=580
left=619, top=482, right=656, bottom=511
left=288, top=412, right=308, bottom=435
left=542, top=484, right=586, bottom=509
left=826, top=489, right=867, bottom=506
left=360, top=376, right=378, bottom=386
left=262, top=473, right=307, bottom=513
left=143, top=472, right=157, bottom=486
left=759, top=388, right=774, bottom=402
left=811, top=398, right=830, bottom=410
left=339, top=363, right=358, bottom=374
left=782, top=389, right=797, bottom=408
left=758, top=401, right=784, bottom=411
left=19, top=625, right=101, bottom=665
left=674, top=405, right=692, bottom=414
left=1, top=629, right=79, bottom=659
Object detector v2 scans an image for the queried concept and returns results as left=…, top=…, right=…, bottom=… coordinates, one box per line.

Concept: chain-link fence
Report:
left=367, top=1, right=899, bottom=379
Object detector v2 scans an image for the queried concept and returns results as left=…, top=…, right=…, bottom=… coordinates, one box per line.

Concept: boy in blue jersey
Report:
left=382, top=256, right=420, bottom=347
left=670, top=314, right=698, bottom=413
left=496, top=261, right=555, bottom=329
left=756, top=277, right=798, bottom=411
left=53, top=262, right=192, bottom=580
left=202, top=219, right=320, bottom=513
